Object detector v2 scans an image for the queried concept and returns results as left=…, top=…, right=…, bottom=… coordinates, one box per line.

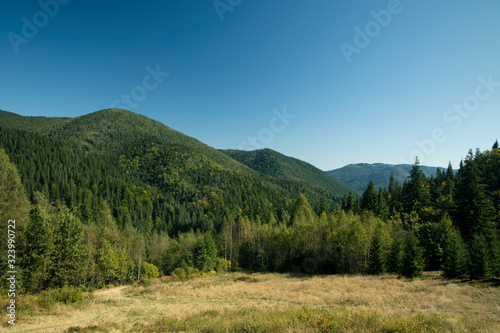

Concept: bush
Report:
left=171, top=267, right=188, bottom=281
left=142, top=262, right=160, bottom=279
left=38, top=285, right=83, bottom=308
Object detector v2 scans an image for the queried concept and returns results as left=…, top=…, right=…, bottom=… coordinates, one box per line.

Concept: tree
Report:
left=442, top=229, right=468, bottom=279
left=400, top=232, right=424, bottom=279
left=493, top=140, right=499, bottom=150
left=454, top=151, right=495, bottom=239
left=24, top=207, right=54, bottom=292
left=368, top=227, right=386, bottom=275
left=361, top=180, right=378, bottom=213
left=402, top=159, right=432, bottom=221
left=50, top=204, right=87, bottom=287
left=193, top=233, right=218, bottom=272
left=0, top=149, right=31, bottom=290
left=387, top=234, right=404, bottom=274
left=417, top=222, right=446, bottom=271
left=468, top=233, right=492, bottom=280
left=290, top=193, right=316, bottom=225
left=388, top=172, right=403, bottom=214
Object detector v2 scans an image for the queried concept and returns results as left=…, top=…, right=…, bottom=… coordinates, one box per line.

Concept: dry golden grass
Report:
left=4, top=272, right=500, bottom=332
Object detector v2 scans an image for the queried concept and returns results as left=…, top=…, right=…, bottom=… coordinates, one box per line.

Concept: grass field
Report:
left=3, top=272, right=500, bottom=332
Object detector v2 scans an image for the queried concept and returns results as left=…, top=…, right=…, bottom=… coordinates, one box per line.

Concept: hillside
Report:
left=221, top=148, right=356, bottom=196
left=0, top=109, right=355, bottom=235
left=327, top=163, right=449, bottom=194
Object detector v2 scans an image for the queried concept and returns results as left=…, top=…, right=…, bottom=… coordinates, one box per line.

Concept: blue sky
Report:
left=1, top=0, right=499, bottom=170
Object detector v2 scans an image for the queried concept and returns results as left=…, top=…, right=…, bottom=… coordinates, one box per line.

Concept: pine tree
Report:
left=402, top=159, right=432, bottom=221
left=454, top=152, right=495, bottom=239
left=368, top=228, right=386, bottom=275
left=361, top=180, right=378, bottom=213
left=468, top=233, right=492, bottom=280
left=493, top=140, right=499, bottom=150
left=376, top=187, right=390, bottom=220
left=387, top=234, right=404, bottom=274
left=442, top=229, right=468, bottom=279
left=388, top=172, right=403, bottom=214
left=24, top=207, right=54, bottom=292
left=484, top=228, right=500, bottom=277
left=400, top=232, right=424, bottom=279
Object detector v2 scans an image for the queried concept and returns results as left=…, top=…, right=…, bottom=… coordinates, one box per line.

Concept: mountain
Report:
left=0, top=108, right=356, bottom=235
left=221, top=148, right=356, bottom=197
left=327, top=163, right=450, bottom=194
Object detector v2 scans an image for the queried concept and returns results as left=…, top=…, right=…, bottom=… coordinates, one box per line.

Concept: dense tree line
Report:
left=1, top=122, right=499, bottom=294
left=341, top=142, right=500, bottom=279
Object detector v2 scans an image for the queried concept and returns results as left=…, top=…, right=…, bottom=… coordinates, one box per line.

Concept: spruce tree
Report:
left=493, top=140, right=499, bottom=150
left=387, top=234, right=404, bottom=274
left=442, top=229, right=468, bottom=279
left=361, top=180, right=378, bottom=213
left=454, top=152, right=495, bottom=239
left=400, top=232, right=424, bottom=279
left=368, top=228, right=386, bottom=275
left=24, top=207, right=54, bottom=292
left=402, top=159, right=432, bottom=220
left=468, top=233, right=492, bottom=280
left=388, top=172, right=403, bottom=214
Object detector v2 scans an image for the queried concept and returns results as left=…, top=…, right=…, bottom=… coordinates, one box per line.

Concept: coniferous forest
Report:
left=0, top=108, right=499, bottom=295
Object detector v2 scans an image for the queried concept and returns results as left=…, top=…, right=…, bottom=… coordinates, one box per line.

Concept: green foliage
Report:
left=400, top=232, right=424, bottom=279
left=142, top=262, right=160, bottom=279
left=387, top=233, right=404, bottom=274
left=368, top=227, right=386, bottom=275
left=442, top=229, right=469, bottom=279
left=469, top=233, right=492, bottom=280
left=402, top=160, right=432, bottom=221
left=361, top=180, right=378, bottom=212
left=417, top=222, right=447, bottom=271
left=0, top=149, right=31, bottom=290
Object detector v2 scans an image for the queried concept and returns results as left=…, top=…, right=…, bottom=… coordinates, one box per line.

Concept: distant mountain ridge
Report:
left=327, top=163, right=451, bottom=194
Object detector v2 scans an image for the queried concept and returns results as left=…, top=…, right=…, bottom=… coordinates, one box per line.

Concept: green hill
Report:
left=0, top=109, right=355, bottom=235
left=327, top=163, right=450, bottom=194
left=221, top=148, right=357, bottom=197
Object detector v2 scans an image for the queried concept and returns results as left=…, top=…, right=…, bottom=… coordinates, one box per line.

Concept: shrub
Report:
left=142, top=262, right=160, bottom=279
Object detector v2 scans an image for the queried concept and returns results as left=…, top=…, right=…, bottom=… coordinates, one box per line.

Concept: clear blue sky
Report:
left=1, top=0, right=499, bottom=170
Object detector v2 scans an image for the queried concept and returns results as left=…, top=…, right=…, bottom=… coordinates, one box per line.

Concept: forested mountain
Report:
left=327, top=163, right=450, bottom=194
left=221, top=148, right=356, bottom=197
left=0, top=108, right=498, bottom=294
left=0, top=109, right=354, bottom=235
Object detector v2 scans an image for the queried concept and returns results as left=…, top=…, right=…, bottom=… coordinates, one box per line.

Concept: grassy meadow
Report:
left=3, top=272, right=500, bottom=332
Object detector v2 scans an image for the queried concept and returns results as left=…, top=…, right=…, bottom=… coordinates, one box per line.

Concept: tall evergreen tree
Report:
left=402, top=159, right=432, bottom=221
left=493, top=140, right=499, bottom=150
left=400, top=232, right=424, bottom=279
left=24, top=207, right=54, bottom=292
left=387, top=233, right=404, bottom=274
left=368, top=227, right=386, bottom=275
left=361, top=180, right=377, bottom=213
left=388, top=172, right=403, bottom=214
left=442, top=229, right=468, bottom=279
left=454, top=151, right=495, bottom=239
left=468, top=233, right=492, bottom=280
